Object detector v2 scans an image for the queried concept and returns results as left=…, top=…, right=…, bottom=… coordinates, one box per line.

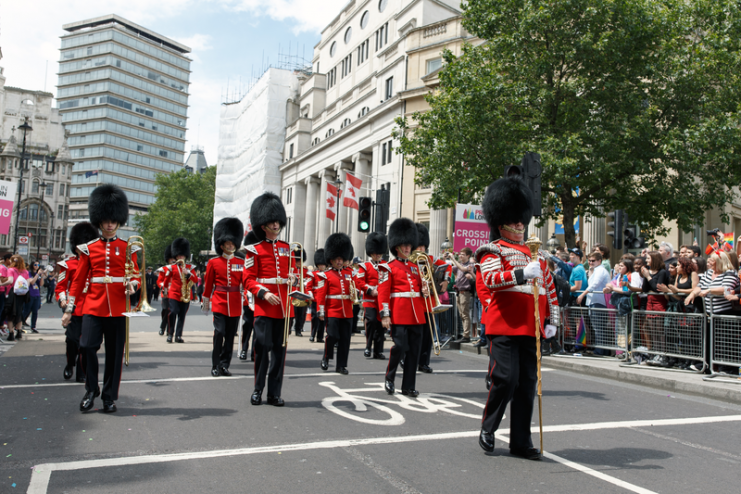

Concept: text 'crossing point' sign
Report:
left=454, top=203, right=490, bottom=252
left=0, top=181, right=18, bottom=236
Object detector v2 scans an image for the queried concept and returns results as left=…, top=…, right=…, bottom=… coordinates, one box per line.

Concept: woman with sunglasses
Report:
left=21, top=262, right=44, bottom=333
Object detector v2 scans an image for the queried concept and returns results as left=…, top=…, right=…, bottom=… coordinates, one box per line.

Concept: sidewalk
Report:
left=449, top=340, right=741, bottom=405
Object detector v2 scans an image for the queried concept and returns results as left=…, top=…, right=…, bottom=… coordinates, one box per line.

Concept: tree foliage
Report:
left=395, top=0, right=741, bottom=247
left=134, top=167, right=216, bottom=267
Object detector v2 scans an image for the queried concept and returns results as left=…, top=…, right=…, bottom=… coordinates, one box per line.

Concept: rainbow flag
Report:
left=724, top=232, right=734, bottom=247
left=575, top=316, right=587, bottom=350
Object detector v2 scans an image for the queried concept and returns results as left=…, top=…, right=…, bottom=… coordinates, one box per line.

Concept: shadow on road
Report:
left=113, top=406, right=239, bottom=421
left=551, top=447, right=672, bottom=470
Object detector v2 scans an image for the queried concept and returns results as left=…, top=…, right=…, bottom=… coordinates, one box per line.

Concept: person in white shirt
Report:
left=576, top=252, right=612, bottom=355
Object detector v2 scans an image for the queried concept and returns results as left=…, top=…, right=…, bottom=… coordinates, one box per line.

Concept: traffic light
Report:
left=358, top=197, right=372, bottom=232
left=607, top=210, right=624, bottom=250
left=503, top=165, right=523, bottom=179
left=374, top=184, right=390, bottom=234
left=624, top=219, right=646, bottom=250
left=502, top=152, right=542, bottom=216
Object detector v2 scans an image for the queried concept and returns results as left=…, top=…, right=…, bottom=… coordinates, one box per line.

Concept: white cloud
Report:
left=217, top=0, right=349, bottom=34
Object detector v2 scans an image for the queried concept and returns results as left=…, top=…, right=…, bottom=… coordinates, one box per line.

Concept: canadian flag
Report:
left=343, top=172, right=363, bottom=210
left=326, top=182, right=341, bottom=220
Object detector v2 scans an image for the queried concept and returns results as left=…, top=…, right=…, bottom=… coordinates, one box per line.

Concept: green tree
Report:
left=134, top=167, right=216, bottom=267
left=395, top=0, right=741, bottom=247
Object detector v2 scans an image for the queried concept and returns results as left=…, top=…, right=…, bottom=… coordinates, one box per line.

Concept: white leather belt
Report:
left=501, top=285, right=542, bottom=295
left=327, top=295, right=351, bottom=300
left=391, top=292, right=421, bottom=298
left=92, top=277, right=125, bottom=283
left=257, top=277, right=289, bottom=284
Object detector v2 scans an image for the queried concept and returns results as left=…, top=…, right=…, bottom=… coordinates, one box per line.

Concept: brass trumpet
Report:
left=124, top=236, right=156, bottom=367
left=408, top=251, right=452, bottom=356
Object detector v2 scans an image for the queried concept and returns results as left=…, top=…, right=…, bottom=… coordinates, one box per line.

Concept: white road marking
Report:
left=27, top=414, right=741, bottom=494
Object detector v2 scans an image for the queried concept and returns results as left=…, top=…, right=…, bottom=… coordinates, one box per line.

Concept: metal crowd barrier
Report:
left=628, top=309, right=706, bottom=372
left=704, top=312, right=741, bottom=383
left=559, top=306, right=629, bottom=357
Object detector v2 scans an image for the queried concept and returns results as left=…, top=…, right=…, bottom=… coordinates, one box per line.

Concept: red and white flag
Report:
left=343, top=172, right=363, bottom=210
left=326, top=182, right=341, bottom=220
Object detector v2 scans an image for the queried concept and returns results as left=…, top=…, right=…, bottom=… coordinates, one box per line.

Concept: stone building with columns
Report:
left=279, top=0, right=464, bottom=263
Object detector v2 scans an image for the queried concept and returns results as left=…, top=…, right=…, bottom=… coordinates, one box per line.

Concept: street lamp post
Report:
left=12, top=119, right=33, bottom=255
left=36, top=182, right=47, bottom=261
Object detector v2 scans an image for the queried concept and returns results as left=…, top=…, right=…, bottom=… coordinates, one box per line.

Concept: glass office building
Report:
left=57, top=15, right=191, bottom=237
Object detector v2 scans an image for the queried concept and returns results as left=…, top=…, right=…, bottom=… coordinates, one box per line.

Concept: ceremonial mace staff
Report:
left=525, top=235, right=544, bottom=454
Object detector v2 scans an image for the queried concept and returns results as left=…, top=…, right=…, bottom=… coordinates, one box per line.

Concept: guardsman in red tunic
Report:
left=355, top=232, right=388, bottom=359
left=156, top=244, right=174, bottom=336
left=289, top=246, right=310, bottom=337
left=239, top=231, right=260, bottom=361
left=57, top=222, right=99, bottom=383
left=475, top=267, right=494, bottom=391
left=476, top=178, right=558, bottom=459
left=202, top=217, right=245, bottom=377
left=62, top=184, right=140, bottom=414
left=243, top=192, right=293, bottom=407
left=414, top=223, right=452, bottom=373
left=309, top=249, right=327, bottom=343
left=316, top=233, right=355, bottom=374
left=378, top=218, right=429, bottom=397
left=161, top=238, right=198, bottom=343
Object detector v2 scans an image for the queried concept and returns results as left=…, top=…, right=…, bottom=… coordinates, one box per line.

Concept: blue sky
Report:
left=1, top=0, right=349, bottom=166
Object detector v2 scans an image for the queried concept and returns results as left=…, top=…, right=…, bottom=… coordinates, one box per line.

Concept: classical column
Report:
left=528, top=217, right=548, bottom=244
left=351, top=152, right=372, bottom=259
left=304, top=177, right=320, bottom=256
left=582, top=212, right=605, bottom=252
left=317, top=169, right=336, bottom=251
left=428, top=209, right=448, bottom=258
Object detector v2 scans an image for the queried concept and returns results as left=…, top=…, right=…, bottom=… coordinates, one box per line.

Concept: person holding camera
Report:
left=448, top=247, right=475, bottom=343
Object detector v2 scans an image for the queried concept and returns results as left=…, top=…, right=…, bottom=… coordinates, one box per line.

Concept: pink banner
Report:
left=453, top=203, right=489, bottom=252
left=0, top=181, right=17, bottom=236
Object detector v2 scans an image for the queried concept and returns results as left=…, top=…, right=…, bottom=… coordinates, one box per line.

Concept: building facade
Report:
left=57, top=15, right=191, bottom=238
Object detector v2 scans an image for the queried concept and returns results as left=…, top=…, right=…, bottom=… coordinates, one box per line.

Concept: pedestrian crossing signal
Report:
left=358, top=197, right=372, bottom=232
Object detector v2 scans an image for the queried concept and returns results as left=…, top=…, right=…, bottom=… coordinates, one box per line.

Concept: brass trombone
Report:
left=283, top=242, right=313, bottom=347
left=291, top=243, right=311, bottom=308
left=408, top=251, right=452, bottom=356
left=124, top=236, right=156, bottom=366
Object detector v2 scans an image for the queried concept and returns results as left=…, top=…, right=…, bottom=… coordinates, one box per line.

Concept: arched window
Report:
left=29, top=203, right=39, bottom=221
left=360, top=11, right=370, bottom=29
left=340, top=118, right=351, bottom=129
left=379, top=0, right=388, bottom=12
left=358, top=107, right=370, bottom=118
left=344, top=27, right=353, bottom=44
left=312, top=137, right=321, bottom=146
left=330, top=42, right=337, bottom=57
left=325, top=129, right=335, bottom=138
left=32, top=179, right=40, bottom=194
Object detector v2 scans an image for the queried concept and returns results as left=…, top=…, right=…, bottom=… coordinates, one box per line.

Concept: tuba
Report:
left=176, top=259, right=194, bottom=303
left=124, top=236, right=156, bottom=366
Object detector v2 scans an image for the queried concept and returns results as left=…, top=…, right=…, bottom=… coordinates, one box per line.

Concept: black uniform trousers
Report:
left=351, top=304, right=361, bottom=333
left=212, top=312, right=239, bottom=370
left=364, top=308, right=385, bottom=354
left=324, top=317, right=352, bottom=369
left=291, top=305, right=307, bottom=335
left=481, top=335, right=537, bottom=451
left=310, top=301, right=325, bottom=341
left=65, top=315, right=86, bottom=380
left=242, top=304, right=255, bottom=356
left=160, top=298, right=170, bottom=330
left=167, top=300, right=190, bottom=338
left=385, top=324, right=423, bottom=390
left=253, top=316, right=287, bottom=397
left=80, top=315, right=126, bottom=401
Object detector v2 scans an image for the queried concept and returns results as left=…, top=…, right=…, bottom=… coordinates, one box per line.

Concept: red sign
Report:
left=0, top=181, right=17, bottom=236
left=18, top=236, right=29, bottom=245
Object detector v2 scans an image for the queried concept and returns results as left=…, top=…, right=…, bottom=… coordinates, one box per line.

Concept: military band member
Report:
left=290, top=246, right=309, bottom=337
left=61, top=184, right=140, bottom=413
left=56, top=221, right=99, bottom=383
left=355, top=232, right=388, bottom=359
left=203, top=218, right=245, bottom=377
left=157, top=244, right=174, bottom=336
left=161, top=238, right=198, bottom=343
left=378, top=218, right=429, bottom=397
left=239, top=231, right=259, bottom=361
left=315, top=233, right=355, bottom=374
left=243, top=192, right=292, bottom=407
left=414, top=223, right=451, bottom=373
left=309, top=249, right=327, bottom=343
left=476, top=177, right=558, bottom=459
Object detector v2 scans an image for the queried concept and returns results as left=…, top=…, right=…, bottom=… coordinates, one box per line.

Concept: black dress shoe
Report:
left=267, top=396, right=285, bottom=407
left=63, top=365, right=73, bottom=380
left=316, top=339, right=325, bottom=343
left=337, top=367, right=349, bottom=375
left=102, top=401, right=117, bottom=413
left=418, top=365, right=433, bottom=374
left=373, top=353, right=386, bottom=360
left=158, top=329, right=165, bottom=335
left=211, top=368, right=220, bottom=377
left=295, top=332, right=303, bottom=337
left=479, top=429, right=495, bottom=452
left=239, top=351, right=247, bottom=360
left=219, top=367, right=232, bottom=377
left=79, top=388, right=100, bottom=412
left=166, top=335, right=173, bottom=343
left=510, top=447, right=542, bottom=461
left=250, top=390, right=262, bottom=405
left=401, top=389, right=419, bottom=398
left=320, top=358, right=329, bottom=371
left=309, top=336, right=315, bottom=342
left=364, top=349, right=371, bottom=358
left=384, top=380, right=395, bottom=395
left=175, top=337, right=184, bottom=343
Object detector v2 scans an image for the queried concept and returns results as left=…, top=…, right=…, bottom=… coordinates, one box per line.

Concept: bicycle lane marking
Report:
left=28, top=415, right=741, bottom=494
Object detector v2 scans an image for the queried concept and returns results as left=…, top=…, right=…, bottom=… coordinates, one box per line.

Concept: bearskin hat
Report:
left=249, top=192, right=286, bottom=240
left=88, top=184, right=129, bottom=227
left=164, top=244, right=174, bottom=262
left=388, top=218, right=418, bottom=257
left=291, top=245, right=307, bottom=262
left=483, top=177, right=533, bottom=240
left=171, top=237, right=191, bottom=260
left=415, top=223, right=430, bottom=251
left=324, top=233, right=353, bottom=263
left=214, top=217, right=244, bottom=256
left=69, top=222, right=99, bottom=249
left=243, top=230, right=260, bottom=246
left=314, top=248, right=327, bottom=267
left=365, top=232, right=388, bottom=256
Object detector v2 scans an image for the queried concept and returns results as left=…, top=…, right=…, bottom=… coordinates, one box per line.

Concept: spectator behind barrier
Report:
left=592, top=243, right=611, bottom=272
left=686, top=251, right=739, bottom=317
left=640, top=252, right=670, bottom=366
left=568, top=248, right=587, bottom=304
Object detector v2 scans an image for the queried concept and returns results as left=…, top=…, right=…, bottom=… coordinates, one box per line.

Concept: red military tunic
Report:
left=161, top=262, right=198, bottom=302
left=203, top=254, right=245, bottom=318
left=156, top=268, right=169, bottom=298
left=315, top=268, right=353, bottom=319
left=243, top=238, right=295, bottom=319
left=377, top=258, right=427, bottom=325
left=475, top=239, right=558, bottom=337
left=55, top=257, right=89, bottom=317
left=355, top=260, right=386, bottom=311
left=67, top=237, right=140, bottom=317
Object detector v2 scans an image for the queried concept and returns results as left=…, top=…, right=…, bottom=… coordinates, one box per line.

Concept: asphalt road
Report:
left=2, top=298, right=741, bottom=493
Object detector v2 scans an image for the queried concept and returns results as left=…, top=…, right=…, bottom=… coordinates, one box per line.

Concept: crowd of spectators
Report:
left=1, top=255, right=59, bottom=341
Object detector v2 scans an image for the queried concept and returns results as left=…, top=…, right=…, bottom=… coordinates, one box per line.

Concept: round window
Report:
left=344, top=27, right=353, bottom=44
left=360, top=11, right=370, bottom=29
left=379, top=0, right=388, bottom=13
left=330, top=41, right=337, bottom=57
